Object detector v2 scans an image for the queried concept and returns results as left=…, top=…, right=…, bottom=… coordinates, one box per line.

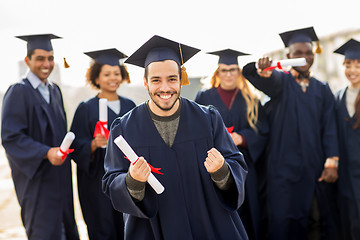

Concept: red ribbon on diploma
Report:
left=263, top=62, right=289, bottom=74
left=125, top=156, right=164, bottom=175
left=59, top=148, right=74, bottom=161
left=227, top=126, right=234, bottom=133
left=93, top=121, right=110, bottom=140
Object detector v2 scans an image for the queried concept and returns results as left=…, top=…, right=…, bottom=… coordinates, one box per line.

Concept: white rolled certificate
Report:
left=99, top=98, right=108, bottom=148
left=99, top=98, right=108, bottom=129
left=255, top=57, right=306, bottom=68
left=114, top=135, right=165, bottom=194
left=57, top=132, right=75, bottom=157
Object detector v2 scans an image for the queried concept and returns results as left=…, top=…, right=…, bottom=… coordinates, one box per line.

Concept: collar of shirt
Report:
left=26, top=71, right=52, bottom=89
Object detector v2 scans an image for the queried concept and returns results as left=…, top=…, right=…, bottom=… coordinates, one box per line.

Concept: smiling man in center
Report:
left=102, top=35, right=249, bottom=240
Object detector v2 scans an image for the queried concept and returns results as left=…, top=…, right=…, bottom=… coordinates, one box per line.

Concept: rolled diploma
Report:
left=255, top=57, right=306, bottom=68
left=57, top=132, right=75, bottom=157
left=114, top=135, right=165, bottom=194
left=99, top=98, right=108, bottom=148
left=99, top=98, right=108, bottom=129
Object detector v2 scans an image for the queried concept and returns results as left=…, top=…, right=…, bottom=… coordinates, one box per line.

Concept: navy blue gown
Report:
left=243, top=63, right=339, bottom=240
left=102, top=98, right=249, bottom=240
left=70, top=96, right=135, bottom=240
left=335, top=88, right=360, bottom=239
left=1, top=78, right=79, bottom=240
left=195, top=87, right=269, bottom=240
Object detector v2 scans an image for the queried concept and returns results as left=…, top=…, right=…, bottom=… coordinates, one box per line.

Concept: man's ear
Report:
left=286, top=52, right=290, bottom=59
left=24, top=56, right=30, bottom=67
left=143, top=77, right=148, bottom=88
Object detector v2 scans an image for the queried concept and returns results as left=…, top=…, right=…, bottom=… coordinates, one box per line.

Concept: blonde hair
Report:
left=210, top=66, right=259, bottom=131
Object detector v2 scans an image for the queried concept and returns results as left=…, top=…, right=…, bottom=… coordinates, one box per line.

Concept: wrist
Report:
left=324, top=157, right=339, bottom=168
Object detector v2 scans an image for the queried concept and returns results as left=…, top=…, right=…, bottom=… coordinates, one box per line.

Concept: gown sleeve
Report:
left=320, top=84, right=339, bottom=159
left=237, top=102, right=269, bottom=162
left=242, top=62, right=284, bottom=98
left=1, top=84, right=50, bottom=179
left=70, top=102, right=95, bottom=175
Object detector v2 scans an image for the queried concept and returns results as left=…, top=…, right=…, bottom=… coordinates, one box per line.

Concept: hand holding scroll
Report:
left=256, top=57, right=273, bottom=78
left=47, top=147, right=64, bottom=166
left=129, top=157, right=151, bottom=182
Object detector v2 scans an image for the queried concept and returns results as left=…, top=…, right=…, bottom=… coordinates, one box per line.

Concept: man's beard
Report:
left=148, top=90, right=180, bottom=112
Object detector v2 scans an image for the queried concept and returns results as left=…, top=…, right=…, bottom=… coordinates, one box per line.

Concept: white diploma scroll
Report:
left=99, top=98, right=108, bottom=128
left=114, top=135, right=165, bottom=194
left=57, top=132, right=75, bottom=157
left=255, top=57, right=306, bottom=69
left=99, top=98, right=108, bottom=148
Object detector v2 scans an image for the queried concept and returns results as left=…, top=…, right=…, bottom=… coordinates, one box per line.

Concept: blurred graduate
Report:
left=70, top=48, right=136, bottom=239
left=1, top=34, right=79, bottom=239
left=195, top=49, right=269, bottom=240
left=242, top=27, right=340, bottom=240
left=334, top=39, right=360, bottom=240
left=102, top=35, right=249, bottom=239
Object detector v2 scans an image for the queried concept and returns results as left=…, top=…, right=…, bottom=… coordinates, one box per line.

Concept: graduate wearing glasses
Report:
left=195, top=49, right=269, bottom=240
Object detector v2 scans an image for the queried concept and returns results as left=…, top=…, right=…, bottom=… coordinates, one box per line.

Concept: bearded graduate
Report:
left=102, top=35, right=249, bottom=240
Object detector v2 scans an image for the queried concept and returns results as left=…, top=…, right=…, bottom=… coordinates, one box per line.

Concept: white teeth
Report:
left=41, top=69, right=49, bottom=73
left=159, top=94, right=171, bottom=99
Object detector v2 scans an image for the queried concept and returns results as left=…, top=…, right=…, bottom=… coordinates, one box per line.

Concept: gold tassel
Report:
left=315, top=41, right=322, bottom=54
left=179, top=43, right=190, bottom=85
left=63, top=58, right=70, bottom=68
left=180, top=66, right=190, bottom=85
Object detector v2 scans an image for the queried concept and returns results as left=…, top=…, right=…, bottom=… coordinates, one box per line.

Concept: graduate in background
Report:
left=195, top=49, right=269, bottom=240
left=70, top=48, right=136, bottom=239
left=102, top=35, right=249, bottom=240
left=333, top=39, right=360, bottom=240
left=242, top=27, right=340, bottom=240
left=1, top=34, right=79, bottom=240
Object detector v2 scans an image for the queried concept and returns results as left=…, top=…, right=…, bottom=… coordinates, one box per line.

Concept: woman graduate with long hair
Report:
left=195, top=49, right=269, bottom=240
left=70, top=48, right=136, bottom=239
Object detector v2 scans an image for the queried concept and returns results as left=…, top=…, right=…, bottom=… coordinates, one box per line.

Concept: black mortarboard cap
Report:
left=334, top=38, right=360, bottom=60
left=207, top=49, right=250, bottom=65
left=16, top=34, right=61, bottom=51
left=125, top=35, right=200, bottom=68
left=279, top=27, right=319, bottom=47
left=84, top=48, right=127, bottom=66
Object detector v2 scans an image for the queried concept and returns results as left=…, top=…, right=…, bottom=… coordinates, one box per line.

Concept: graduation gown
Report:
left=195, top=88, right=269, bottom=240
left=1, top=78, right=79, bottom=240
left=242, top=63, right=339, bottom=240
left=102, top=98, right=249, bottom=240
left=70, top=96, right=136, bottom=240
left=335, top=88, right=360, bottom=239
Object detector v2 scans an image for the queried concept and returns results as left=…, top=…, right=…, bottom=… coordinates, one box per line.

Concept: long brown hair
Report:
left=210, top=66, right=259, bottom=131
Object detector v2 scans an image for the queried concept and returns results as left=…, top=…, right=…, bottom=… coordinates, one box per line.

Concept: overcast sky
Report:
left=1, top=0, right=359, bottom=91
